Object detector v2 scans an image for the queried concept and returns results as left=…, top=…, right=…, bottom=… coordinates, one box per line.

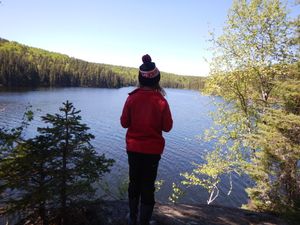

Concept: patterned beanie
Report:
left=138, top=54, right=160, bottom=87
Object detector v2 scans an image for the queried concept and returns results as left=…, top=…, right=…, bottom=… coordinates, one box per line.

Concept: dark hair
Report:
left=153, top=83, right=166, bottom=96
left=138, top=78, right=166, bottom=96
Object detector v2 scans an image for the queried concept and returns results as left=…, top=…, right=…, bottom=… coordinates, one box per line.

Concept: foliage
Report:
left=155, top=179, right=165, bottom=193
left=245, top=109, right=300, bottom=212
left=0, top=101, right=114, bottom=225
left=182, top=0, right=300, bottom=215
left=99, top=178, right=165, bottom=201
left=181, top=150, right=239, bottom=204
left=168, top=182, right=185, bottom=204
left=0, top=38, right=206, bottom=90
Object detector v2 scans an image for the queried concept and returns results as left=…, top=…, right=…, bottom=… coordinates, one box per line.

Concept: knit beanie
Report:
left=138, top=54, right=160, bottom=87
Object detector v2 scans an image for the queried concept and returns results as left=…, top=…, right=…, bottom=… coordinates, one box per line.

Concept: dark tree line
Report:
left=0, top=38, right=205, bottom=90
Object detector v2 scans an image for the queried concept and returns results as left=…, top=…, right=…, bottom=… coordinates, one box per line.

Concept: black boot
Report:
left=127, top=198, right=139, bottom=225
left=139, top=203, right=156, bottom=225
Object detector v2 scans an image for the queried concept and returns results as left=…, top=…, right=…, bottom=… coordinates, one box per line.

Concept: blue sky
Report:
left=0, top=0, right=299, bottom=76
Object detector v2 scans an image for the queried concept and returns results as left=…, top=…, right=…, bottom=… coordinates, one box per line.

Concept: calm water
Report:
left=0, top=87, right=250, bottom=207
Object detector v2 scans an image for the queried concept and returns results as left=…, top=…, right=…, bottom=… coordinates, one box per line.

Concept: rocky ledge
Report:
left=85, top=200, right=288, bottom=225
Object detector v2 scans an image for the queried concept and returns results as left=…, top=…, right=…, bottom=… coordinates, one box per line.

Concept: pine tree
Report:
left=37, top=101, right=115, bottom=225
left=0, top=102, right=115, bottom=225
left=0, top=135, right=56, bottom=225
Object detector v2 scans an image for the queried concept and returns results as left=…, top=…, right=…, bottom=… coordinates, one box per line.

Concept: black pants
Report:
left=127, top=151, right=161, bottom=205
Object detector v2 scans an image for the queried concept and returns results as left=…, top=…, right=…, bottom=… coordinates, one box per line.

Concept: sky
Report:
left=0, top=0, right=299, bottom=76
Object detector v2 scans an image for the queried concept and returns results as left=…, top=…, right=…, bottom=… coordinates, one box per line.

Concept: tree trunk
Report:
left=60, top=109, right=69, bottom=225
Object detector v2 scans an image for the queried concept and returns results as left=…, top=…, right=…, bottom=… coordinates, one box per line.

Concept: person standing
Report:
left=120, top=54, right=173, bottom=225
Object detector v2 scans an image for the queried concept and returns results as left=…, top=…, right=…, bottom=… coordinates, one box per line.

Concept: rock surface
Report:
left=87, top=200, right=288, bottom=225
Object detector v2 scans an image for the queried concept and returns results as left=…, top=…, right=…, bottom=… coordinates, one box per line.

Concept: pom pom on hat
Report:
left=142, top=54, right=152, bottom=63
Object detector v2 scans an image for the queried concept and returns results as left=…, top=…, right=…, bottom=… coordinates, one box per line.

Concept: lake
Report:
left=0, top=87, right=250, bottom=207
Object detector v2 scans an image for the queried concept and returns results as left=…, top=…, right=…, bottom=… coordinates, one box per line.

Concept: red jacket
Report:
left=120, top=88, right=173, bottom=155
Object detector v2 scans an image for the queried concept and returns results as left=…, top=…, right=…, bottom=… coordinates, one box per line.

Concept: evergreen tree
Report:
left=0, top=102, right=115, bottom=225
left=38, top=101, right=114, bottom=225
left=0, top=135, right=56, bottom=225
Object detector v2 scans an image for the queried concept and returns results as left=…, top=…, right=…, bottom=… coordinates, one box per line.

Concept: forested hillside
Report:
left=0, top=38, right=205, bottom=89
